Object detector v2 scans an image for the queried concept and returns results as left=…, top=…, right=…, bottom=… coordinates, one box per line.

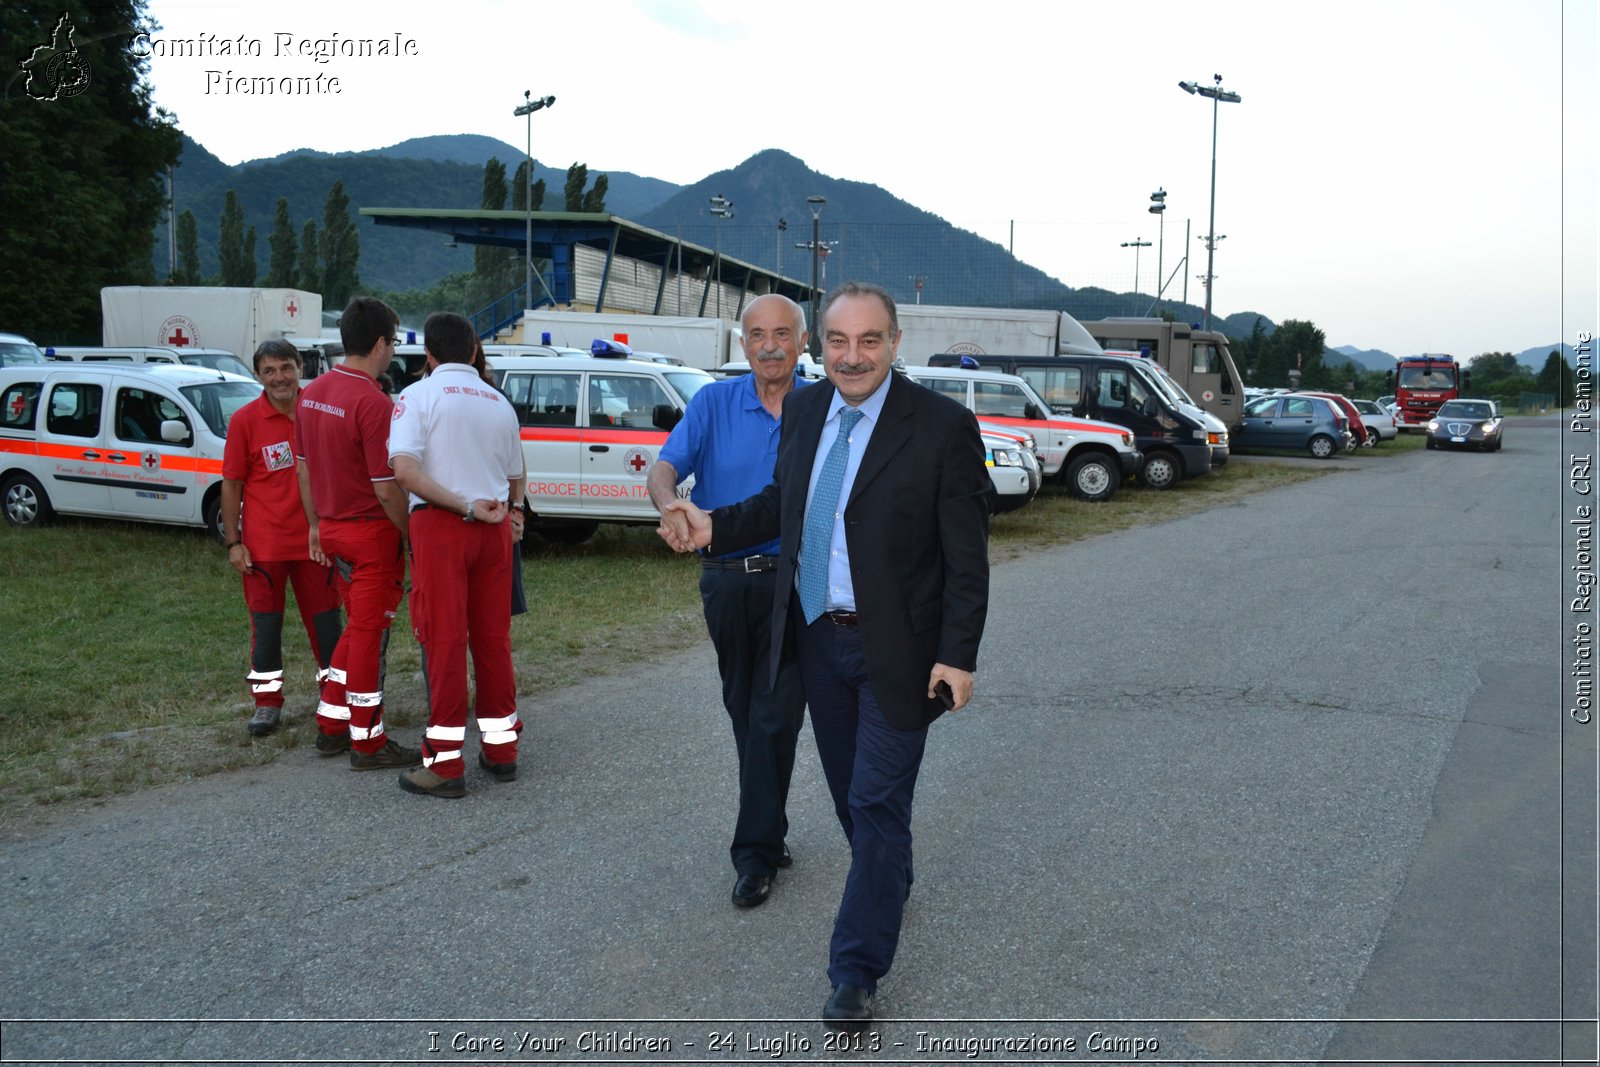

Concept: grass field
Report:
left=0, top=457, right=1330, bottom=825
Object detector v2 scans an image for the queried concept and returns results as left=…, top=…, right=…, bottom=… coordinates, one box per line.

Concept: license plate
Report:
left=1450, top=435, right=1466, bottom=443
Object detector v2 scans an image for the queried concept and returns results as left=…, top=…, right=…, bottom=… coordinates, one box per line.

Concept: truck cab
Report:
left=1082, top=317, right=1245, bottom=430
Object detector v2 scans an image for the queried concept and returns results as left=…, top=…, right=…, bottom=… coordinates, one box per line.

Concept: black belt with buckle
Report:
left=700, top=554, right=777, bottom=573
left=825, top=611, right=860, bottom=626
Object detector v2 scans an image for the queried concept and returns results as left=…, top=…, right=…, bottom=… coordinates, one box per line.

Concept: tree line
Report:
left=1229, top=316, right=1577, bottom=408
left=169, top=180, right=363, bottom=307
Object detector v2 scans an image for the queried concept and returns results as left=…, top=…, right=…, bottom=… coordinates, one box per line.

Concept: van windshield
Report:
left=180, top=352, right=253, bottom=378
left=180, top=381, right=263, bottom=438
left=0, top=341, right=46, bottom=366
left=663, top=370, right=714, bottom=404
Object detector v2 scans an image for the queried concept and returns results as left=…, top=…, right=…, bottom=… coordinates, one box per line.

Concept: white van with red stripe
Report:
left=482, top=351, right=716, bottom=544
left=903, top=365, right=1142, bottom=501
left=0, top=363, right=261, bottom=539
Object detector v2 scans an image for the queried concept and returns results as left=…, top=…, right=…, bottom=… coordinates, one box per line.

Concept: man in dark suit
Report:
left=659, top=281, right=991, bottom=1025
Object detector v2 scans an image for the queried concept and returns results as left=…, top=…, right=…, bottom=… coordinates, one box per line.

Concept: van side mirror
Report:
left=160, top=419, right=191, bottom=446
left=653, top=403, right=682, bottom=432
left=1023, top=402, right=1041, bottom=420
left=1461, top=370, right=1471, bottom=388
left=1384, top=369, right=1395, bottom=387
left=1143, top=397, right=1159, bottom=417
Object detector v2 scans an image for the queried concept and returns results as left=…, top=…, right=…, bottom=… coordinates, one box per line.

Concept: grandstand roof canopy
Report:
left=360, top=208, right=816, bottom=314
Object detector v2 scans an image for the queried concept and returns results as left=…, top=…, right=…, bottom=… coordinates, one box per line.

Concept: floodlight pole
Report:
left=514, top=91, right=556, bottom=313
left=1179, top=75, right=1241, bottom=330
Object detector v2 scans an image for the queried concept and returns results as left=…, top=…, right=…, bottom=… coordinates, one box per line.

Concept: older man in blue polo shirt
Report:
left=647, top=294, right=811, bottom=909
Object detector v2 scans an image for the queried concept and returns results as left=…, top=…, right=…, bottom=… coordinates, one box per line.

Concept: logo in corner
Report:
left=18, top=13, right=92, bottom=101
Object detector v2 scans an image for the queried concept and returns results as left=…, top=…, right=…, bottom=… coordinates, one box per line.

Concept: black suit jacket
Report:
left=709, top=371, right=991, bottom=730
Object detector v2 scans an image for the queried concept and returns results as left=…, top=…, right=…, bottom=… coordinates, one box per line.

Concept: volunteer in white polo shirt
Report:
left=388, top=311, right=526, bottom=799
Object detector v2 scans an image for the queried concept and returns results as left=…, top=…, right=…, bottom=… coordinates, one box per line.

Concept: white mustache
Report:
left=754, top=348, right=786, bottom=362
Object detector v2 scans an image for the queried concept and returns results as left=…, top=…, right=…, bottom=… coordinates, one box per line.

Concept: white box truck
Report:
left=892, top=304, right=1103, bottom=366
left=101, top=286, right=323, bottom=366
left=518, top=310, right=735, bottom=370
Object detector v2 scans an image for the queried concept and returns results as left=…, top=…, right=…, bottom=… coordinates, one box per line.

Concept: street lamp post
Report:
left=1179, top=75, right=1241, bottom=330
left=513, top=91, right=556, bottom=313
left=776, top=216, right=787, bottom=278
left=1120, top=237, right=1151, bottom=297
left=805, top=195, right=825, bottom=357
left=708, top=194, right=734, bottom=317
left=1148, top=188, right=1167, bottom=302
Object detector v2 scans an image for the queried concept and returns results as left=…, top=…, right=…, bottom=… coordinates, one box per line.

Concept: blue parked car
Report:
left=1235, top=394, right=1353, bottom=458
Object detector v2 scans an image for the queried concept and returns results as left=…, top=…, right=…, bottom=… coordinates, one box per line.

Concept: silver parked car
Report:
left=1351, top=398, right=1398, bottom=445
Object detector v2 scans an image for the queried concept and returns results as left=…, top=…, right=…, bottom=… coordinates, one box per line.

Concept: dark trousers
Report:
left=700, top=566, right=806, bottom=878
left=797, top=613, right=927, bottom=993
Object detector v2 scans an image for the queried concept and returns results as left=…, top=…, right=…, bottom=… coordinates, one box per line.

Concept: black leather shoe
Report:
left=731, top=874, right=773, bottom=908
left=776, top=843, right=793, bottom=868
left=822, top=983, right=873, bottom=1023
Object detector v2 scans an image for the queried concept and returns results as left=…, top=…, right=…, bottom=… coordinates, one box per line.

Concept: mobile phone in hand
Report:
left=935, top=680, right=955, bottom=710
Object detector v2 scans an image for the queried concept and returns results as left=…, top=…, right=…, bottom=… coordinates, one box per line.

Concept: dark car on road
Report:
left=1426, top=399, right=1503, bottom=451
left=1236, top=394, right=1353, bottom=458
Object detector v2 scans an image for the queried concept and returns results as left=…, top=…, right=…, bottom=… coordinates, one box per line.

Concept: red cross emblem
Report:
left=286, top=299, right=298, bottom=317
left=623, top=447, right=651, bottom=475
left=167, top=327, right=190, bottom=347
left=628, top=452, right=648, bottom=472
left=8, top=393, right=25, bottom=419
left=141, top=451, right=160, bottom=472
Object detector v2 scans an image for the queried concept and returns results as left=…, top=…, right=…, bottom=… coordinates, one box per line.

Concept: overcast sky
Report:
left=137, top=0, right=1596, bottom=359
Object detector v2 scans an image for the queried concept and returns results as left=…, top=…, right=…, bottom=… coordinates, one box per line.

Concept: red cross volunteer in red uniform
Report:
left=293, top=296, right=421, bottom=772
left=388, top=312, right=526, bottom=799
left=221, top=339, right=343, bottom=738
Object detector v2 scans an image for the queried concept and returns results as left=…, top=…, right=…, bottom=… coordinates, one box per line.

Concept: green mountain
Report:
left=154, top=134, right=679, bottom=291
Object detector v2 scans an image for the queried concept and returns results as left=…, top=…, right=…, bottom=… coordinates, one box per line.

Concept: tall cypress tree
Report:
left=173, top=210, right=201, bottom=285
left=219, top=190, right=248, bottom=285
left=318, top=180, right=360, bottom=307
left=0, top=2, right=182, bottom=337
left=474, top=158, right=513, bottom=306
left=298, top=219, right=320, bottom=296
left=265, top=197, right=297, bottom=288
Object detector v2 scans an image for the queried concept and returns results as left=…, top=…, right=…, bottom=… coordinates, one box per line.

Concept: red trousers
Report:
left=316, top=518, right=404, bottom=754
left=408, top=508, right=520, bottom=778
left=241, top=559, right=342, bottom=708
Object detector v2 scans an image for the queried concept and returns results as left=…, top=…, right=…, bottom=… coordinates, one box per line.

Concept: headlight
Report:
left=1122, top=431, right=1133, bottom=446
left=1427, top=419, right=1440, bottom=431
left=1480, top=422, right=1495, bottom=433
left=1193, top=429, right=1208, bottom=441
left=993, top=449, right=1023, bottom=467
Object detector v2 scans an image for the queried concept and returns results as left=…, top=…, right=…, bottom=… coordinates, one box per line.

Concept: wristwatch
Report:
left=462, top=502, right=474, bottom=523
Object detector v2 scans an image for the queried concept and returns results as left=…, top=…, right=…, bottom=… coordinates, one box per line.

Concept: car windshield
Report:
left=663, top=370, right=714, bottom=404
left=1438, top=401, right=1493, bottom=420
left=179, top=381, right=263, bottom=438
left=0, top=341, right=46, bottom=366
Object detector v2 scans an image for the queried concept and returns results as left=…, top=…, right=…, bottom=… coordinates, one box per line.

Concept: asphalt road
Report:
left=0, top=422, right=1591, bottom=1067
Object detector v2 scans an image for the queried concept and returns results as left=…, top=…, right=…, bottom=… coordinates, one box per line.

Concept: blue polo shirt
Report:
left=658, top=371, right=808, bottom=559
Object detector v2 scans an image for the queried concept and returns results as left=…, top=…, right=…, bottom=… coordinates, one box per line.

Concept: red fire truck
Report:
left=1387, top=354, right=1471, bottom=430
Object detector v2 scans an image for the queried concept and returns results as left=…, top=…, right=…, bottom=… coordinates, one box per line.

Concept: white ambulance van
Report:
left=485, top=350, right=716, bottom=543
left=0, top=363, right=261, bottom=540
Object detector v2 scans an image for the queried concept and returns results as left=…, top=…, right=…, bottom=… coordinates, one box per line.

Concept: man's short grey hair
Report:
left=740, top=293, right=807, bottom=336
left=821, top=281, right=899, bottom=337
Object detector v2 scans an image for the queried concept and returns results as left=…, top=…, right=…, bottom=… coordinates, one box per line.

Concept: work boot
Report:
left=314, top=730, right=351, bottom=757
left=247, top=706, right=281, bottom=737
left=399, top=766, right=466, bottom=799
left=478, top=751, right=517, bottom=782
left=349, top=739, right=421, bottom=771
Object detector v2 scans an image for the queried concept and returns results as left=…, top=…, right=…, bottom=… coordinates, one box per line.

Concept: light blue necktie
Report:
left=799, top=407, right=863, bottom=624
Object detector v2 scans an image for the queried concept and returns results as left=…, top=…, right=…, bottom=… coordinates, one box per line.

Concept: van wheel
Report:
left=1065, top=452, right=1117, bottom=502
left=1308, top=434, right=1337, bottom=459
left=2, top=473, right=53, bottom=528
left=536, top=521, right=599, bottom=546
left=202, top=492, right=225, bottom=544
left=1138, top=450, right=1182, bottom=490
